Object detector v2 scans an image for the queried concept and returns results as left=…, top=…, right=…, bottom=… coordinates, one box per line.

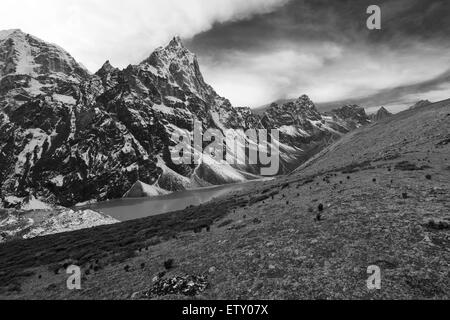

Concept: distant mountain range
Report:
left=0, top=29, right=371, bottom=209
left=367, top=100, right=432, bottom=122
left=256, top=69, right=448, bottom=114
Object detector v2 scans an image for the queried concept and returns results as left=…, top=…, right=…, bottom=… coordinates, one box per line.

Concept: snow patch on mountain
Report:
left=153, top=103, right=175, bottom=115
left=50, top=175, right=65, bottom=187
left=14, top=128, right=48, bottom=174
left=194, top=154, right=248, bottom=185
left=0, top=208, right=118, bottom=243
left=23, top=209, right=118, bottom=239
left=123, top=181, right=171, bottom=198
left=20, top=196, right=54, bottom=211
left=279, top=125, right=302, bottom=136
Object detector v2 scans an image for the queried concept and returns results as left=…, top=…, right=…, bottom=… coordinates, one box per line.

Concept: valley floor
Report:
left=0, top=101, right=449, bottom=299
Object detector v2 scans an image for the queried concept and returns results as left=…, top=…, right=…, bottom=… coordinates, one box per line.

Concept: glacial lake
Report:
left=78, top=182, right=259, bottom=222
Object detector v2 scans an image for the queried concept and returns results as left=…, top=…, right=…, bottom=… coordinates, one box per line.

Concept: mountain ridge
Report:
left=0, top=30, right=370, bottom=210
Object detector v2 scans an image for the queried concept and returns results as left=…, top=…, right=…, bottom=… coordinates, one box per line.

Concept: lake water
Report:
left=78, top=182, right=253, bottom=221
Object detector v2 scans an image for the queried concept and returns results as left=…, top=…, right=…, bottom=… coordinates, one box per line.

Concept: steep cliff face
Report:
left=0, top=30, right=370, bottom=208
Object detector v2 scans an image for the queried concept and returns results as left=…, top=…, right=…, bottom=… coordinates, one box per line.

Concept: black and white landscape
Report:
left=0, top=0, right=449, bottom=300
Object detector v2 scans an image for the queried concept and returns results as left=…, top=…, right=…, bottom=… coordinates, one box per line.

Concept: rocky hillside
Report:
left=0, top=30, right=370, bottom=209
left=0, top=207, right=118, bottom=244
left=0, top=97, right=448, bottom=299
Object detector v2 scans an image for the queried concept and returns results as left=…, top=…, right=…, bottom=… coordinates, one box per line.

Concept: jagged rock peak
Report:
left=297, top=94, right=313, bottom=102
left=167, top=35, right=184, bottom=49
left=262, top=94, right=323, bottom=128
left=371, top=106, right=393, bottom=121
left=141, top=36, right=193, bottom=65
left=96, top=60, right=117, bottom=75
left=270, top=94, right=317, bottom=112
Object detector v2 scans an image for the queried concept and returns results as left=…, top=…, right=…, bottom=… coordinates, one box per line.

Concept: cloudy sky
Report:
left=1, top=0, right=450, bottom=112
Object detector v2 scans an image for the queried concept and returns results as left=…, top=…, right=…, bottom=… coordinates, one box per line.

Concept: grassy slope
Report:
left=1, top=100, right=449, bottom=299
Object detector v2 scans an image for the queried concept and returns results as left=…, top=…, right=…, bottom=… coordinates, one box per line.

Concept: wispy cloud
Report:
left=190, top=0, right=450, bottom=108
left=198, top=41, right=450, bottom=107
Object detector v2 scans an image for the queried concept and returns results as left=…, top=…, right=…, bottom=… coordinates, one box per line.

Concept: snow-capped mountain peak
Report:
left=140, top=36, right=212, bottom=101
left=295, top=95, right=317, bottom=109
left=95, top=60, right=120, bottom=81
left=371, top=106, right=393, bottom=121
left=97, top=60, right=116, bottom=74
left=167, top=35, right=184, bottom=49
